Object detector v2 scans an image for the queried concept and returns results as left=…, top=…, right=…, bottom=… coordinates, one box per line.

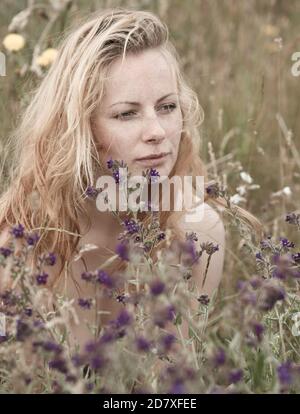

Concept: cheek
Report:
left=94, top=122, right=122, bottom=152
left=168, top=118, right=182, bottom=153
left=98, top=124, right=138, bottom=160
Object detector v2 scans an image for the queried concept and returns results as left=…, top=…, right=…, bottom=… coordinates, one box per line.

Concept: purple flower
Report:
left=113, top=170, right=120, bottom=184
left=157, top=232, right=165, bottom=241
left=90, top=355, right=105, bottom=371
left=277, top=361, right=293, bottom=385
left=181, top=240, right=200, bottom=266
left=154, top=305, right=176, bottom=328
left=213, top=348, right=226, bottom=367
left=115, top=309, right=132, bottom=328
left=99, top=331, right=115, bottom=345
left=85, top=186, right=99, bottom=199
left=149, top=168, right=160, bottom=182
left=107, top=158, right=113, bottom=169
left=33, top=319, right=45, bottom=329
left=41, top=341, right=63, bottom=354
left=116, top=293, right=128, bottom=304
left=71, top=354, right=85, bottom=368
left=166, top=304, right=177, bottom=320
left=24, top=308, right=33, bottom=317
left=236, top=280, right=247, bottom=291
left=150, top=280, right=165, bottom=296
left=255, top=252, right=263, bottom=261
left=81, top=271, right=94, bottom=282
left=49, top=358, right=68, bottom=374
left=271, top=253, right=281, bottom=265
left=84, top=341, right=98, bottom=353
left=85, top=382, right=94, bottom=392
left=251, top=321, right=264, bottom=342
left=36, top=272, right=49, bottom=285
left=160, top=333, right=176, bottom=351
left=78, top=298, right=93, bottom=309
left=291, top=269, right=300, bottom=279
left=124, top=219, right=140, bottom=234
left=169, top=380, right=186, bottom=394
left=96, top=270, right=114, bottom=288
left=249, top=277, right=262, bottom=289
left=136, top=336, right=151, bottom=352
left=259, top=284, right=285, bottom=311
left=285, top=213, right=300, bottom=226
left=272, top=268, right=287, bottom=280
left=280, top=237, right=295, bottom=249
left=197, top=294, right=210, bottom=306
left=206, top=183, right=220, bottom=198
left=43, top=252, right=56, bottom=266
left=11, top=224, right=25, bottom=238
left=116, top=242, right=129, bottom=261
left=292, top=253, right=300, bottom=263
left=150, top=168, right=160, bottom=177
left=228, top=369, right=243, bottom=384
left=0, top=247, right=12, bottom=258
left=26, top=232, right=40, bottom=246
left=201, top=241, right=219, bottom=255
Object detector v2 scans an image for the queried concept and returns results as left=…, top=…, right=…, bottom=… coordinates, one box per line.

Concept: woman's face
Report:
left=92, top=48, right=183, bottom=178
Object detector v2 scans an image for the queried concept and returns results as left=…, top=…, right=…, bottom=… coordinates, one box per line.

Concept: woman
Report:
left=0, top=8, right=261, bottom=351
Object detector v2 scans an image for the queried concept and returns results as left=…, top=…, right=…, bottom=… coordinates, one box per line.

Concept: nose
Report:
left=141, top=112, right=166, bottom=144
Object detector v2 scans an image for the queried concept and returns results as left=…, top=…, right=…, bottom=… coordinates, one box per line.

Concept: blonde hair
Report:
left=0, top=8, right=262, bottom=286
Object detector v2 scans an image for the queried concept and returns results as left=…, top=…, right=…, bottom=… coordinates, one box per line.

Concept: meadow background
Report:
left=0, top=0, right=300, bottom=394
left=1, top=0, right=300, bottom=294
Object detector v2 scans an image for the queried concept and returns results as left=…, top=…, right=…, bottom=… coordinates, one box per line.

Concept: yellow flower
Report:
left=2, top=33, right=25, bottom=52
left=261, top=24, right=280, bottom=37
left=36, top=48, right=58, bottom=67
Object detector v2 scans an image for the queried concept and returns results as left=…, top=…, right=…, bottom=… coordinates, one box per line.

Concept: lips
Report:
left=135, top=152, right=170, bottom=168
left=136, top=152, right=170, bottom=161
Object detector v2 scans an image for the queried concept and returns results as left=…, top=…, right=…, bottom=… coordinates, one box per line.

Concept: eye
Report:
left=113, top=103, right=177, bottom=121
left=159, top=103, right=177, bottom=113
left=114, top=111, right=136, bottom=120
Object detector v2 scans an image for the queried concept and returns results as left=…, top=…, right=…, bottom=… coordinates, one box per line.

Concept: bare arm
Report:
left=187, top=202, right=226, bottom=298
left=153, top=202, right=225, bottom=378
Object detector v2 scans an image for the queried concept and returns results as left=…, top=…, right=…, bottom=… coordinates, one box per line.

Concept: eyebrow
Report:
left=109, top=93, right=178, bottom=108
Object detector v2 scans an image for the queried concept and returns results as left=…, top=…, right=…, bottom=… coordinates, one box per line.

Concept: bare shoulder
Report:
left=178, top=202, right=226, bottom=297
left=180, top=201, right=225, bottom=245
left=0, top=225, right=11, bottom=246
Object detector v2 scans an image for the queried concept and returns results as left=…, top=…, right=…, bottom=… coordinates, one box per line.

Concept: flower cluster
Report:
left=1, top=186, right=300, bottom=394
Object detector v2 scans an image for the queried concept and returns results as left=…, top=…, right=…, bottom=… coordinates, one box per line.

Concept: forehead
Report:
left=103, top=48, right=178, bottom=103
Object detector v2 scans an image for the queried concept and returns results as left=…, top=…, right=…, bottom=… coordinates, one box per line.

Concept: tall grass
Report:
left=0, top=0, right=300, bottom=393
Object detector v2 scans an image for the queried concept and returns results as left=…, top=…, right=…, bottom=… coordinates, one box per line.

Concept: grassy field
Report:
left=0, top=0, right=300, bottom=393
left=1, top=0, right=300, bottom=289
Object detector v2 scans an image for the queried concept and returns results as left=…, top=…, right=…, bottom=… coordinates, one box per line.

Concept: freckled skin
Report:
left=92, top=47, right=183, bottom=178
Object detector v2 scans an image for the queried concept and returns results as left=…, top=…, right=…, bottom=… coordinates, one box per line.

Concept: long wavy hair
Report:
left=0, top=8, right=263, bottom=288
